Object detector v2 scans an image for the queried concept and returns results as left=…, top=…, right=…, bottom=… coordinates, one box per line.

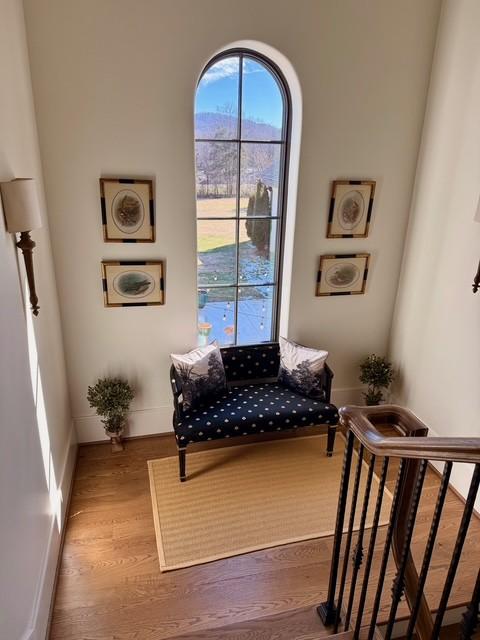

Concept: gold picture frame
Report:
left=102, top=261, right=165, bottom=307
left=316, top=254, right=370, bottom=296
left=100, top=178, right=155, bottom=242
left=326, top=180, right=376, bottom=238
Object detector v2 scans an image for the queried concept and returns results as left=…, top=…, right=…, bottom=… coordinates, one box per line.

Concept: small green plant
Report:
left=359, top=354, right=394, bottom=406
left=87, top=377, right=134, bottom=434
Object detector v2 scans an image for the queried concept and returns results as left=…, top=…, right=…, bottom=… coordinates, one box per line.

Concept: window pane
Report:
left=195, top=56, right=239, bottom=140
left=195, top=53, right=288, bottom=348
left=198, top=287, right=236, bottom=346
left=237, top=286, right=274, bottom=345
left=241, top=57, right=283, bottom=141
left=239, top=143, right=281, bottom=216
left=195, top=141, right=238, bottom=217
left=238, top=219, right=277, bottom=285
left=197, top=219, right=236, bottom=286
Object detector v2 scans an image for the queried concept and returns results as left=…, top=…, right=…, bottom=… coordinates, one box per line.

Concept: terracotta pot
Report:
left=105, top=425, right=125, bottom=453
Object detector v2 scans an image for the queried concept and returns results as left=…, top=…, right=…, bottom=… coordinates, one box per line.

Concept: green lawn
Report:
left=197, top=218, right=250, bottom=252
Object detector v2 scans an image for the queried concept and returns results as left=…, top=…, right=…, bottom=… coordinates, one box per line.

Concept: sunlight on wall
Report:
left=25, top=276, right=63, bottom=531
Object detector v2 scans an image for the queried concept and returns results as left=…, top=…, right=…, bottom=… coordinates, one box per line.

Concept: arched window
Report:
left=195, top=50, right=290, bottom=346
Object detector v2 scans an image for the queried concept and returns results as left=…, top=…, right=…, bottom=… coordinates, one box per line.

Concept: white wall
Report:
left=23, top=0, right=441, bottom=442
left=0, top=1, right=76, bottom=638
left=389, top=0, right=480, bottom=500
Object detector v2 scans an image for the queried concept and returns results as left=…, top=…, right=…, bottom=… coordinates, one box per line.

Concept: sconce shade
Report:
left=0, top=178, right=42, bottom=232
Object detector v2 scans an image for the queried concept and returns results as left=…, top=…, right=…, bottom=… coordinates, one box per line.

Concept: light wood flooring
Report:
left=49, top=427, right=480, bottom=640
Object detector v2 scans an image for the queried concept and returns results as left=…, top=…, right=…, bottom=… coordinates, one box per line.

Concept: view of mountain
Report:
left=195, top=112, right=281, bottom=141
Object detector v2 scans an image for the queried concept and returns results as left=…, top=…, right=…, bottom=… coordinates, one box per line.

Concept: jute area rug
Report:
left=148, top=434, right=392, bottom=571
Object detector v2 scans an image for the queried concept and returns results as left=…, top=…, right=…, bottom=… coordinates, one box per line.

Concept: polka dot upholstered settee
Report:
left=169, top=342, right=339, bottom=481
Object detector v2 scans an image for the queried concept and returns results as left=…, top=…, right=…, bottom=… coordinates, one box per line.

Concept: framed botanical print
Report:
left=327, top=180, right=376, bottom=238
left=102, top=261, right=164, bottom=306
left=316, top=254, right=370, bottom=296
left=100, top=178, right=155, bottom=242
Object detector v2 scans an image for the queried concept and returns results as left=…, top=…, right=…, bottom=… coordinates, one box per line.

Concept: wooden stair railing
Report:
left=317, top=405, right=480, bottom=640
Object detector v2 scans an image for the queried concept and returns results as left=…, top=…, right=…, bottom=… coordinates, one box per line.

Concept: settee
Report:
left=170, top=342, right=339, bottom=481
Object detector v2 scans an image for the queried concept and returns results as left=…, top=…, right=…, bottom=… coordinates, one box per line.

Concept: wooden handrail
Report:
left=339, top=405, right=434, bottom=640
left=319, top=404, right=480, bottom=640
left=339, top=405, right=480, bottom=464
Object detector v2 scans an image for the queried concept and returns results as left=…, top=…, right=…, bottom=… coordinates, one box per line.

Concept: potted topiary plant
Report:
left=87, top=377, right=134, bottom=452
left=359, top=354, right=394, bottom=406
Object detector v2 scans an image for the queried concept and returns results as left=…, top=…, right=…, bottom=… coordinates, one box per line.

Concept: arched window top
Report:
left=195, top=52, right=287, bottom=142
left=194, top=50, right=290, bottom=346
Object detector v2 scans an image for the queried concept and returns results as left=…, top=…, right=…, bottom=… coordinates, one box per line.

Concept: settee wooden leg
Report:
left=326, top=426, right=336, bottom=457
left=179, top=447, right=186, bottom=482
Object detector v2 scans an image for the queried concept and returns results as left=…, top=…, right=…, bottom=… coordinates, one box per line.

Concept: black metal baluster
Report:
left=405, top=461, right=452, bottom=640
left=431, top=463, right=480, bottom=639
left=333, top=443, right=365, bottom=633
left=460, top=568, right=480, bottom=640
left=384, top=458, right=428, bottom=640
left=354, top=456, right=390, bottom=640
left=318, top=430, right=355, bottom=626
left=367, top=459, right=407, bottom=640
left=344, top=453, right=376, bottom=631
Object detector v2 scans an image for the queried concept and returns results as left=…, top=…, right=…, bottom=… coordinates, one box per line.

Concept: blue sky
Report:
left=195, top=57, right=283, bottom=129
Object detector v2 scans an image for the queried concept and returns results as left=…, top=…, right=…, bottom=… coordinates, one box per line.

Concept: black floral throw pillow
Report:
left=278, top=337, right=328, bottom=399
left=171, top=342, right=226, bottom=411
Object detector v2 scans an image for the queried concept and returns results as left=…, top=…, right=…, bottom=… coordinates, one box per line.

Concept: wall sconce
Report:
left=474, top=195, right=480, bottom=294
left=0, top=178, right=42, bottom=315
left=473, top=262, right=480, bottom=293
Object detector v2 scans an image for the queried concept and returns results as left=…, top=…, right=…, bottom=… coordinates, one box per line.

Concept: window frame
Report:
left=195, top=48, right=292, bottom=347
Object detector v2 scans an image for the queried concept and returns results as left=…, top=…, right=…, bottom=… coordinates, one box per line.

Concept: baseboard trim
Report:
left=74, top=405, right=172, bottom=443
left=22, top=424, right=77, bottom=640
left=427, top=460, right=480, bottom=521
left=81, top=424, right=336, bottom=450
left=20, top=627, right=35, bottom=640
left=44, top=438, right=79, bottom=640
left=79, top=430, right=173, bottom=447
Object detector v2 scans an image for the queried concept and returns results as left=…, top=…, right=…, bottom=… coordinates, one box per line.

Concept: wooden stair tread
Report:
left=395, top=622, right=480, bottom=639
left=163, top=605, right=333, bottom=639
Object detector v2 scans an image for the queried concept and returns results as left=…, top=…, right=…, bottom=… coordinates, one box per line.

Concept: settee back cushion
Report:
left=220, top=343, right=280, bottom=383
left=278, top=337, right=328, bottom=399
left=171, top=342, right=226, bottom=411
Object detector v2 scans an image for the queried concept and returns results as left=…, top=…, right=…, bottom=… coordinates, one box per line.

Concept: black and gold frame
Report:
left=326, top=180, right=376, bottom=238
left=100, top=178, right=155, bottom=242
left=316, top=254, right=370, bottom=296
left=102, top=261, right=165, bottom=307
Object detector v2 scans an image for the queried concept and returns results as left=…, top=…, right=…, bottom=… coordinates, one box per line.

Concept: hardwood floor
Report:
left=49, top=428, right=480, bottom=640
